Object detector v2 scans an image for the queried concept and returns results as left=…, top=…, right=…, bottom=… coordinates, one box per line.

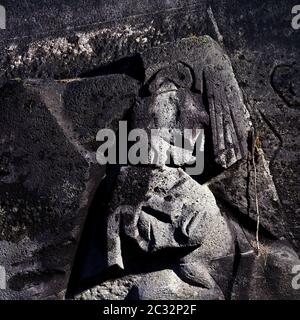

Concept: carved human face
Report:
left=118, top=167, right=221, bottom=254
left=149, top=63, right=209, bottom=135
left=132, top=194, right=206, bottom=252
left=142, top=63, right=209, bottom=171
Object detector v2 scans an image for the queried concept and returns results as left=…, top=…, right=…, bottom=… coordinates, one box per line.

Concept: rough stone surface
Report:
left=0, top=0, right=299, bottom=300
left=75, top=275, right=141, bottom=300
left=128, top=269, right=224, bottom=300
left=0, top=75, right=138, bottom=299
left=0, top=80, right=94, bottom=299
left=106, top=166, right=234, bottom=263
left=232, top=241, right=300, bottom=300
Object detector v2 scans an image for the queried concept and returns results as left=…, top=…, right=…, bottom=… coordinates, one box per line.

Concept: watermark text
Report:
left=292, top=265, right=300, bottom=290
left=292, top=5, right=300, bottom=30
left=96, top=122, right=205, bottom=175
left=0, top=265, right=6, bottom=290
left=0, top=5, right=6, bottom=29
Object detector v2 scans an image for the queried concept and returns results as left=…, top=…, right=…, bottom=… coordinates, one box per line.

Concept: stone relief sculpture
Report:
left=1, top=31, right=299, bottom=300
left=106, top=166, right=235, bottom=299
left=104, top=46, right=251, bottom=298
left=78, top=36, right=298, bottom=300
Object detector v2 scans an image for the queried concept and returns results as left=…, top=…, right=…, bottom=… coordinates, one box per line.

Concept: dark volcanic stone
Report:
left=0, top=80, right=94, bottom=299
left=0, top=74, right=139, bottom=299
left=0, top=0, right=299, bottom=300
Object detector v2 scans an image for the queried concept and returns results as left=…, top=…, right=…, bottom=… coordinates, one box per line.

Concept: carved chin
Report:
left=136, top=211, right=181, bottom=252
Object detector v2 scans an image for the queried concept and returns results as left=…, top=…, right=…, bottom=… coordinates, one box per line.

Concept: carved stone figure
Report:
left=91, top=36, right=299, bottom=300
left=1, top=2, right=299, bottom=301
left=106, top=166, right=234, bottom=299
left=1, top=31, right=298, bottom=300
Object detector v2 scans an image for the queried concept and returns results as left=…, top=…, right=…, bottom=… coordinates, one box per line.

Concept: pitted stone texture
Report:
left=128, top=269, right=224, bottom=300
left=75, top=275, right=141, bottom=300
left=107, top=166, right=234, bottom=266
left=209, top=152, right=285, bottom=239
left=134, top=37, right=252, bottom=169
left=0, top=74, right=138, bottom=299
left=271, top=64, right=300, bottom=109
left=0, top=81, right=92, bottom=299
left=231, top=241, right=300, bottom=300
left=0, top=1, right=209, bottom=87
left=104, top=166, right=234, bottom=298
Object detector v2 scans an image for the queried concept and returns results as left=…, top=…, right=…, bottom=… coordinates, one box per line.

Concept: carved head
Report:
left=106, top=167, right=231, bottom=270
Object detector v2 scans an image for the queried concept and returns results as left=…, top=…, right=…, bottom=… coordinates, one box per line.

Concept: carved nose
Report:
left=180, top=211, right=203, bottom=241
left=181, top=213, right=196, bottom=238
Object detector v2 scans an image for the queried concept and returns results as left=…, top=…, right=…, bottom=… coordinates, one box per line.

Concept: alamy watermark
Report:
left=292, top=265, right=300, bottom=290
left=0, top=5, right=6, bottom=29
left=0, top=265, right=6, bottom=290
left=292, top=5, right=300, bottom=30
left=96, top=122, right=205, bottom=176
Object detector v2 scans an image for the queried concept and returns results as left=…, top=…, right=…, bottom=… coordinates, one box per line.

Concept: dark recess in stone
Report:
left=80, top=54, right=145, bottom=83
